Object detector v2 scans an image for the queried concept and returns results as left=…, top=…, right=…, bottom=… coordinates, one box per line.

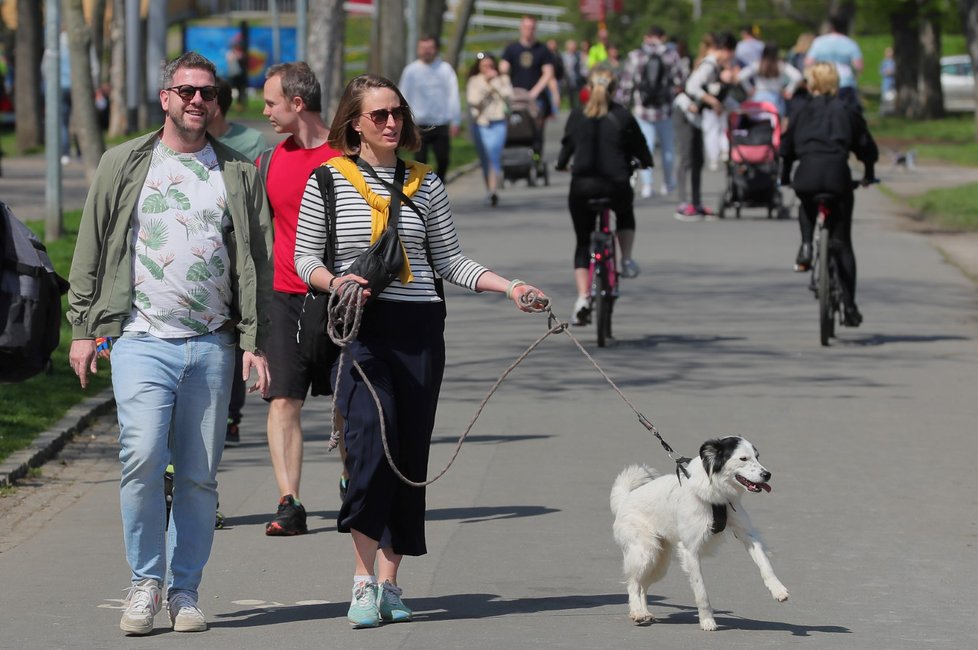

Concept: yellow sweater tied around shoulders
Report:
left=325, top=156, right=431, bottom=285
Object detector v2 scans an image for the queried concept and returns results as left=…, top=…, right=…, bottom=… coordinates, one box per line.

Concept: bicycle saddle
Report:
left=812, top=193, right=837, bottom=206
left=587, top=198, right=613, bottom=210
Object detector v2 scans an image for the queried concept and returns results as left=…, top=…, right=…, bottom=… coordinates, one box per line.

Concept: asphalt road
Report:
left=1, top=119, right=977, bottom=649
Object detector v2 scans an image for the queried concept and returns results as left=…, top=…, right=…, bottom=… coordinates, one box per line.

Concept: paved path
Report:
left=1, top=120, right=977, bottom=649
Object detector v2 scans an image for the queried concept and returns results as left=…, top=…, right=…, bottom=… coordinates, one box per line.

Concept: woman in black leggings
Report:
left=780, top=62, right=877, bottom=326
left=556, top=67, right=652, bottom=325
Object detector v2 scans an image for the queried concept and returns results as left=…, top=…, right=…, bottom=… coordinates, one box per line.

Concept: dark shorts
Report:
left=263, top=291, right=318, bottom=402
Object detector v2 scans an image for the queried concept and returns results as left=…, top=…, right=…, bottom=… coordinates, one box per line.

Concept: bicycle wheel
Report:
left=596, top=271, right=613, bottom=347
left=817, top=229, right=832, bottom=346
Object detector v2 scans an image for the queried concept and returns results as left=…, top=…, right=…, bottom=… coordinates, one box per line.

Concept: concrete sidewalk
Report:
left=2, top=118, right=978, bottom=649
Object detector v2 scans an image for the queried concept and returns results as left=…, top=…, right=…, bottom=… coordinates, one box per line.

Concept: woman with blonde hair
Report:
left=780, top=61, right=878, bottom=326
left=556, top=67, right=652, bottom=325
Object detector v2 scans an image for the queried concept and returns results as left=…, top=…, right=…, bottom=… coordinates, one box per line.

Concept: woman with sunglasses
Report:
left=466, top=51, right=513, bottom=207
left=293, top=74, right=548, bottom=629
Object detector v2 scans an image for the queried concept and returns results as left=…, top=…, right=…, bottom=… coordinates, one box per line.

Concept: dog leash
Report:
left=325, top=284, right=691, bottom=486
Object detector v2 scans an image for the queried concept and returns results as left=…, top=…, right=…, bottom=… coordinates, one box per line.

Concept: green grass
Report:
left=0, top=209, right=112, bottom=463
left=906, top=182, right=978, bottom=232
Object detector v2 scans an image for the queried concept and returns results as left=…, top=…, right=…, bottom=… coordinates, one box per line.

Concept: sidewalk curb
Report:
left=0, top=388, right=116, bottom=488
left=0, top=161, right=482, bottom=489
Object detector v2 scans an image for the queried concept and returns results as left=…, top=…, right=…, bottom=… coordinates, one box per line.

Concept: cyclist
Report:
left=780, top=61, right=877, bottom=327
left=555, top=66, right=653, bottom=326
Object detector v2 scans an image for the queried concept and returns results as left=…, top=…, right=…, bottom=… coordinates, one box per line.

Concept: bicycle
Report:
left=809, top=180, right=876, bottom=346
left=584, top=197, right=619, bottom=347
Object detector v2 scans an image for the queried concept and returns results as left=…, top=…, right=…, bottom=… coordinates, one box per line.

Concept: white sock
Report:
left=354, top=575, right=377, bottom=586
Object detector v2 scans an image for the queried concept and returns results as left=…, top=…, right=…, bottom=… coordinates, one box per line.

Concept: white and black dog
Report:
left=610, top=436, right=789, bottom=631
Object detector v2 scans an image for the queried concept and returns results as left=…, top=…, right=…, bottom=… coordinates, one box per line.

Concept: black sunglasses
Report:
left=361, top=106, right=408, bottom=125
left=166, top=85, right=219, bottom=102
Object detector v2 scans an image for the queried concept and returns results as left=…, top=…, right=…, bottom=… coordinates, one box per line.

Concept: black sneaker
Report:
left=265, top=495, right=308, bottom=536
left=843, top=303, right=863, bottom=327
left=794, top=243, right=812, bottom=272
left=225, top=419, right=240, bottom=447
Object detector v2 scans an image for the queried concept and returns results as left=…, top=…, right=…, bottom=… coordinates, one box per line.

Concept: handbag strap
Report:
left=356, top=157, right=407, bottom=230
left=354, top=156, right=445, bottom=300
left=312, top=166, right=337, bottom=274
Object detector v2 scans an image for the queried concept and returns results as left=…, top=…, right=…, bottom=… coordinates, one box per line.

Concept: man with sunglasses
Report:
left=258, top=62, right=342, bottom=537
left=67, top=51, right=272, bottom=636
left=398, top=35, right=461, bottom=180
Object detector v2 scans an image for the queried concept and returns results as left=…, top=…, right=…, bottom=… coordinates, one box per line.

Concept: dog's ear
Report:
left=700, top=438, right=736, bottom=475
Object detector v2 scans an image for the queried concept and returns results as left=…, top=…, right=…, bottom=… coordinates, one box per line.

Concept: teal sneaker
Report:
left=379, top=580, right=412, bottom=623
left=347, top=580, right=380, bottom=628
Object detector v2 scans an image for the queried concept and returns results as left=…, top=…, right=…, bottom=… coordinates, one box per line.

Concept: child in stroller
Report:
left=501, top=88, right=549, bottom=186
left=718, top=100, right=788, bottom=219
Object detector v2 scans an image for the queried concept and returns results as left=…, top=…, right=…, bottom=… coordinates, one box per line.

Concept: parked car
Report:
left=878, top=54, right=975, bottom=114
left=940, top=54, right=975, bottom=112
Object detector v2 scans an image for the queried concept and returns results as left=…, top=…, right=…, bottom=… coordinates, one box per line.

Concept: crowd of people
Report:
left=62, top=12, right=879, bottom=638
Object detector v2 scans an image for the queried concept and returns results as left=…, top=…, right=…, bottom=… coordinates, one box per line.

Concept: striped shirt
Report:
left=294, top=164, right=488, bottom=302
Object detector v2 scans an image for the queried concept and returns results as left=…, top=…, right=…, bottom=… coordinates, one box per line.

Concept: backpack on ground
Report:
left=0, top=200, right=70, bottom=383
left=637, top=50, right=672, bottom=108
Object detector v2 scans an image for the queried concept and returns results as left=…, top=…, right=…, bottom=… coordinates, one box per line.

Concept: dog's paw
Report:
left=629, top=611, right=655, bottom=626
left=699, top=617, right=718, bottom=632
left=772, top=586, right=790, bottom=602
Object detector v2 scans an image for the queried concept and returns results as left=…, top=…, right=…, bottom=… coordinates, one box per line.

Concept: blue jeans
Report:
left=111, top=329, right=235, bottom=598
left=474, top=119, right=507, bottom=181
left=637, top=115, right=675, bottom=192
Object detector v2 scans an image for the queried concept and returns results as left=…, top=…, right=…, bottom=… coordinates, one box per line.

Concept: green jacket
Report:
left=67, top=129, right=272, bottom=352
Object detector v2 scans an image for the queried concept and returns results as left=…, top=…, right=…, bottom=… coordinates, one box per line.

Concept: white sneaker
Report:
left=621, top=258, right=641, bottom=279
left=120, top=578, right=162, bottom=635
left=167, top=591, right=207, bottom=632
left=60, top=155, right=70, bottom=166
left=572, top=296, right=591, bottom=326
left=640, top=185, right=653, bottom=199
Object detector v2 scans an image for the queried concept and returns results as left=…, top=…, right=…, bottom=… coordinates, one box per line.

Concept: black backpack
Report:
left=637, top=50, right=672, bottom=108
left=0, top=201, right=70, bottom=383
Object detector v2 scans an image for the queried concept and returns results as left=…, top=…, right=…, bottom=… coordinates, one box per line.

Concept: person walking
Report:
left=556, top=67, right=652, bottom=325
left=206, top=76, right=270, bottom=446
left=561, top=39, right=585, bottom=110
left=293, top=74, right=549, bottom=629
left=259, top=61, right=343, bottom=536
left=618, top=25, right=683, bottom=199
left=398, top=36, right=461, bottom=181
left=673, top=32, right=737, bottom=220
left=67, top=52, right=272, bottom=636
left=736, top=42, right=803, bottom=116
left=466, top=52, right=513, bottom=207
left=500, top=15, right=557, bottom=121
left=805, top=14, right=864, bottom=109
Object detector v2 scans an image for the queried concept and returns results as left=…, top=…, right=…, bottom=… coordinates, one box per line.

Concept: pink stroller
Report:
left=718, top=101, right=787, bottom=219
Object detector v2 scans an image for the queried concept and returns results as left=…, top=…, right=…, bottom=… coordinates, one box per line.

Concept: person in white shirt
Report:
left=398, top=35, right=461, bottom=180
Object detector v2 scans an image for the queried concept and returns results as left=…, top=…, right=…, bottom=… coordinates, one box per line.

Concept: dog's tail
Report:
left=610, top=464, right=659, bottom=516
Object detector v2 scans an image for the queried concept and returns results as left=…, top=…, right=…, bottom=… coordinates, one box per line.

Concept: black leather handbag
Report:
left=344, top=158, right=407, bottom=301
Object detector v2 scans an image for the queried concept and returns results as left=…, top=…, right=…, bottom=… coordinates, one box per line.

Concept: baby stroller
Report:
left=717, top=101, right=788, bottom=219
left=501, top=88, right=549, bottom=187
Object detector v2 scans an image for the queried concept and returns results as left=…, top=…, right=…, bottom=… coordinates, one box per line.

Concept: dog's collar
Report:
left=710, top=503, right=734, bottom=534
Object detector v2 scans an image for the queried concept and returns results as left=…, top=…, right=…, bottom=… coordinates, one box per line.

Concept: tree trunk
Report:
left=14, top=0, right=43, bottom=153
left=891, top=6, right=920, bottom=118
left=420, top=0, right=447, bottom=43
left=916, top=3, right=944, bottom=119
left=308, top=0, right=346, bottom=125
left=64, top=0, right=105, bottom=180
left=370, top=0, right=406, bottom=80
left=958, top=0, right=978, bottom=139
left=447, top=0, right=477, bottom=71
left=90, top=0, right=108, bottom=84
left=107, top=0, right=127, bottom=138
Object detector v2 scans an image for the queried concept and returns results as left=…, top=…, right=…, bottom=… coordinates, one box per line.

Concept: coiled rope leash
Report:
left=324, top=280, right=689, bottom=487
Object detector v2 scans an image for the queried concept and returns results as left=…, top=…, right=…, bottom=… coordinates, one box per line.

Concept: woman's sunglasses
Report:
left=166, top=85, right=219, bottom=102
left=361, top=106, right=408, bottom=125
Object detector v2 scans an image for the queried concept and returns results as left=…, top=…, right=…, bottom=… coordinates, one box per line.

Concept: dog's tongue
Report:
left=760, top=483, right=771, bottom=493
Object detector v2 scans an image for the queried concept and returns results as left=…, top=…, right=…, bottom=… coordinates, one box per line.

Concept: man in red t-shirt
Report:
left=259, top=62, right=341, bottom=536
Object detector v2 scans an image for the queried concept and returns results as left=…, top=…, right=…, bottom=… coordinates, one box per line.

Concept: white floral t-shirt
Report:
left=124, top=140, right=232, bottom=338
